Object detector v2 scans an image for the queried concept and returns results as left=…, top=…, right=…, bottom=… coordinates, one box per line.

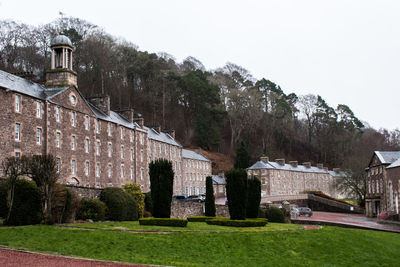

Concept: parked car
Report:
left=297, top=207, right=313, bottom=217
left=173, top=195, right=187, bottom=200
left=377, top=211, right=389, bottom=220
left=198, top=194, right=206, bottom=202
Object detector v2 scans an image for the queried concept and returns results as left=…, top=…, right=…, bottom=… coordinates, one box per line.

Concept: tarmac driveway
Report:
left=294, top=211, right=400, bottom=233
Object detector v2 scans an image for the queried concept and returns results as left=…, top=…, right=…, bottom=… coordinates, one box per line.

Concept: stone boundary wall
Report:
left=66, top=185, right=102, bottom=199
left=170, top=199, right=229, bottom=218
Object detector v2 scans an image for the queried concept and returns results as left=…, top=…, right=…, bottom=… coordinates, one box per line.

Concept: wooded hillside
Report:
left=1, top=17, right=399, bottom=176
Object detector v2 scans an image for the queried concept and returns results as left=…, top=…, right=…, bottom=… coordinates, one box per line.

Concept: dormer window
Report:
left=70, top=95, right=76, bottom=105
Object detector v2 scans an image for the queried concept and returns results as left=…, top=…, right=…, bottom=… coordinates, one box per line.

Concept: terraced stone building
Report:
left=247, top=156, right=346, bottom=200
left=0, top=34, right=211, bottom=196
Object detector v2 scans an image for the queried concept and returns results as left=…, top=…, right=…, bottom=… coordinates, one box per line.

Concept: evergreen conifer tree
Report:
left=149, top=159, right=174, bottom=218
left=205, top=176, right=216, bottom=217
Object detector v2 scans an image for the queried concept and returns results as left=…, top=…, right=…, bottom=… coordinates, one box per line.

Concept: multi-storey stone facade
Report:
left=182, top=149, right=212, bottom=196
left=146, top=127, right=183, bottom=195
left=0, top=34, right=213, bottom=196
left=247, top=157, right=345, bottom=201
left=365, top=151, right=400, bottom=217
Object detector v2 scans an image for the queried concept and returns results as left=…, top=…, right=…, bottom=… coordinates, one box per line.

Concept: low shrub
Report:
left=1, top=179, right=42, bottom=225
left=266, top=206, right=285, bottom=223
left=76, top=198, right=106, bottom=221
left=139, top=217, right=188, bottom=227
left=125, top=193, right=139, bottom=221
left=206, top=217, right=268, bottom=227
left=124, top=183, right=145, bottom=218
left=187, top=216, right=215, bottom=222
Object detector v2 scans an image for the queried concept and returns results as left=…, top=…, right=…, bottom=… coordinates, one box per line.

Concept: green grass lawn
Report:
left=0, top=223, right=398, bottom=266
left=68, top=221, right=302, bottom=232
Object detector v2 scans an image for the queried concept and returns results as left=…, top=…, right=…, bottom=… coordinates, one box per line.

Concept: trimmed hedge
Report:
left=139, top=217, right=188, bottom=227
left=76, top=198, right=106, bottom=221
left=187, top=216, right=216, bottom=222
left=100, top=187, right=138, bottom=221
left=0, top=179, right=42, bottom=225
left=266, top=206, right=285, bottom=223
left=206, top=217, right=268, bottom=227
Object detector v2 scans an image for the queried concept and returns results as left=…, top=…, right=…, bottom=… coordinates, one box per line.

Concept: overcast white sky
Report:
left=1, top=0, right=399, bottom=130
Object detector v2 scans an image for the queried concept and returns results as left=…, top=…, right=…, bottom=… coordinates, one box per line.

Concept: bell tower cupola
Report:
left=45, top=34, right=77, bottom=88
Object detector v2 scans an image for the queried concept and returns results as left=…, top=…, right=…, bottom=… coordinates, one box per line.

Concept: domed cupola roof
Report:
left=50, top=34, right=73, bottom=48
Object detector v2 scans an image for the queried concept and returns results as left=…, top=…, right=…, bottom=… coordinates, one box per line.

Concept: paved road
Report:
left=294, top=211, right=400, bottom=232
left=0, top=248, right=152, bottom=267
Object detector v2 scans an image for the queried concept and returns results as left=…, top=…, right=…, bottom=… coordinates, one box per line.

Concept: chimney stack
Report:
left=119, top=108, right=135, bottom=123
left=260, top=156, right=269, bottom=163
left=289, top=161, right=298, bottom=167
left=333, top=168, right=340, bottom=172
left=88, top=95, right=110, bottom=116
left=317, top=163, right=324, bottom=169
left=302, top=162, right=311, bottom=168
left=275, top=159, right=285, bottom=165
left=133, top=117, right=144, bottom=128
left=165, top=129, right=176, bottom=139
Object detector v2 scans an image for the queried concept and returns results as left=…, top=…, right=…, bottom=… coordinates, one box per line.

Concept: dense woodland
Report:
left=1, top=17, right=399, bottom=182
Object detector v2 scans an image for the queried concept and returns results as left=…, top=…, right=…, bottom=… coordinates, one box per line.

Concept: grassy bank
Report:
left=0, top=224, right=398, bottom=266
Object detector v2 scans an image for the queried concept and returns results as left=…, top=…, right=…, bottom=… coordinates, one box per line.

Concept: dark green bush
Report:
left=139, top=217, right=188, bottom=227
left=100, top=187, right=138, bottom=221
left=144, top=192, right=153, bottom=214
left=125, top=193, right=139, bottom=221
left=51, top=184, right=73, bottom=224
left=226, top=169, right=248, bottom=220
left=246, top=177, right=261, bottom=218
left=0, top=180, right=7, bottom=219
left=258, top=207, right=265, bottom=218
left=0, top=179, right=42, bottom=225
left=76, top=198, right=106, bottom=221
left=205, top=176, right=216, bottom=217
left=149, top=159, right=174, bottom=218
left=187, top=216, right=216, bottom=222
left=206, top=217, right=267, bottom=227
left=266, top=206, right=285, bottom=223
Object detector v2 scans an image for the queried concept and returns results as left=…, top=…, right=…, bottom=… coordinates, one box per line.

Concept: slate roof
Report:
left=387, top=158, right=400, bottom=169
left=374, top=151, right=400, bottom=165
left=182, top=149, right=210, bottom=162
left=0, top=70, right=144, bottom=131
left=145, top=126, right=182, bottom=147
left=0, top=70, right=47, bottom=99
left=247, top=160, right=328, bottom=174
left=212, top=175, right=226, bottom=185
